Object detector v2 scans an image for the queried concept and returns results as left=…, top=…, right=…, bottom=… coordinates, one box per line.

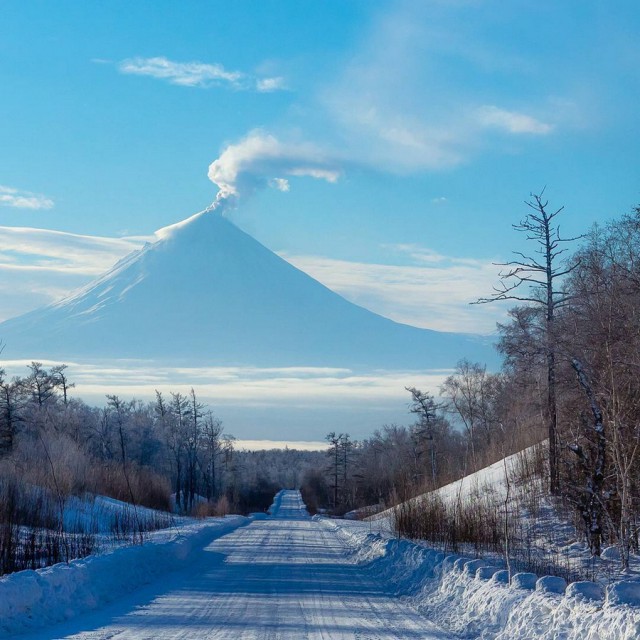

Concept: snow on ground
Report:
left=63, top=495, right=176, bottom=535
left=323, top=517, right=640, bottom=640
left=0, top=515, right=248, bottom=638
left=372, top=448, right=529, bottom=523
left=3, top=490, right=640, bottom=639
left=370, top=444, right=640, bottom=585
left=8, top=491, right=447, bottom=640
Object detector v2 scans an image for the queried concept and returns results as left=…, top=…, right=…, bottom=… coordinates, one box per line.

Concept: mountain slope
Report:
left=0, top=211, right=496, bottom=368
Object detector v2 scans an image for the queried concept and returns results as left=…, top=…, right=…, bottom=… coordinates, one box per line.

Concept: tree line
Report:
left=0, top=361, right=323, bottom=518
left=304, top=358, right=533, bottom=517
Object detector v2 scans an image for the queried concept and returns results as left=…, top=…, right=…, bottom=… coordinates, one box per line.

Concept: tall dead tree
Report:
left=326, top=432, right=342, bottom=509
left=475, top=191, right=580, bottom=494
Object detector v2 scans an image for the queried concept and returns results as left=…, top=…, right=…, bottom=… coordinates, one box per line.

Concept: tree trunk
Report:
left=571, top=358, right=606, bottom=556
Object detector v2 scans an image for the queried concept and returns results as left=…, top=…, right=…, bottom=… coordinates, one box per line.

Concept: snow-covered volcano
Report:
left=0, top=210, right=495, bottom=368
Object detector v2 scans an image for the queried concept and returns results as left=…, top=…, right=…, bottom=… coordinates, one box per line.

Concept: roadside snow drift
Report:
left=322, top=519, right=640, bottom=640
left=0, top=516, right=248, bottom=638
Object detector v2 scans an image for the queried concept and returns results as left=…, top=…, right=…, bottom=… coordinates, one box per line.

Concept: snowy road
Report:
left=31, top=491, right=449, bottom=639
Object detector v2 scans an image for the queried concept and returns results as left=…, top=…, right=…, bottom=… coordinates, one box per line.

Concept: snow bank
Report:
left=63, top=494, right=175, bottom=533
left=0, top=515, right=248, bottom=638
left=607, top=580, right=640, bottom=607
left=321, top=518, right=640, bottom=640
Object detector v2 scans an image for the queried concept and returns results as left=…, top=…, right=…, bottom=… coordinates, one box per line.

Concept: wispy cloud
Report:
left=320, top=0, right=565, bottom=172
left=280, top=247, right=505, bottom=334
left=117, top=56, right=285, bottom=92
left=0, top=226, right=147, bottom=273
left=256, top=76, right=287, bottom=93
left=0, top=226, right=148, bottom=321
left=0, top=186, right=54, bottom=210
left=476, top=106, right=553, bottom=135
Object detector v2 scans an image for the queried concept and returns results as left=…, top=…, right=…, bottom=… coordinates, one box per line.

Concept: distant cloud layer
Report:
left=281, top=246, right=504, bottom=334
left=0, top=186, right=54, bottom=210
left=0, top=358, right=452, bottom=409
left=0, top=357, right=454, bottom=439
left=117, top=56, right=285, bottom=92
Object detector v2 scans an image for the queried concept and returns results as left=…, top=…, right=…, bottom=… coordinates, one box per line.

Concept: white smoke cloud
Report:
left=207, top=131, right=340, bottom=210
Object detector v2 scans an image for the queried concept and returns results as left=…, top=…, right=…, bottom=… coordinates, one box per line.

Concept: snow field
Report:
left=0, top=515, right=248, bottom=638
left=322, top=518, right=640, bottom=640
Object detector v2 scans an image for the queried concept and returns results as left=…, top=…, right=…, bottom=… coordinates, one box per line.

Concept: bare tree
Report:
left=440, top=361, right=502, bottom=472
left=0, top=370, right=22, bottom=454
left=25, top=362, right=57, bottom=410
left=562, top=211, right=640, bottom=565
left=326, top=432, right=342, bottom=509
left=475, top=191, right=581, bottom=493
left=199, top=412, right=224, bottom=501
left=51, top=365, right=74, bottom=406
left=185, top=388, right=204, bottom=511
left=106, top=394, right=142, bottom=542
left=340, top=434, right=355, bottom=508
left=167, top=392, right=190, bottom=512
left=569, top=358, right=606, bottom=556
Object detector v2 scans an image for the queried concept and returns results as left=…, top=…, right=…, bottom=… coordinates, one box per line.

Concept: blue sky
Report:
left=2, top=0, right=640, bottom=328
left=2, top=0, right=640, bottom=442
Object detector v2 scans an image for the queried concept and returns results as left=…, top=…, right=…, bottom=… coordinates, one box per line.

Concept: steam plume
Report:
left=206, top=131, right=340, bottom=212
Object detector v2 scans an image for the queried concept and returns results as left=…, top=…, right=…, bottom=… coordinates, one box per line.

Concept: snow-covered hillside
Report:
left=370, top=445, right=640, bottom=587
left=0, top=209, right=495, bottom=369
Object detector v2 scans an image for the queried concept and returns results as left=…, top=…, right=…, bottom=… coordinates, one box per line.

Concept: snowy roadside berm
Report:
left=325, top=517, right=640, bottom=640
left=0, top=516, right=248, bottom=638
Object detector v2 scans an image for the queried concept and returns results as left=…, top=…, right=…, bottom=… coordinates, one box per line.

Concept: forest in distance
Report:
left=2, top=192, right=640, bottom=578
